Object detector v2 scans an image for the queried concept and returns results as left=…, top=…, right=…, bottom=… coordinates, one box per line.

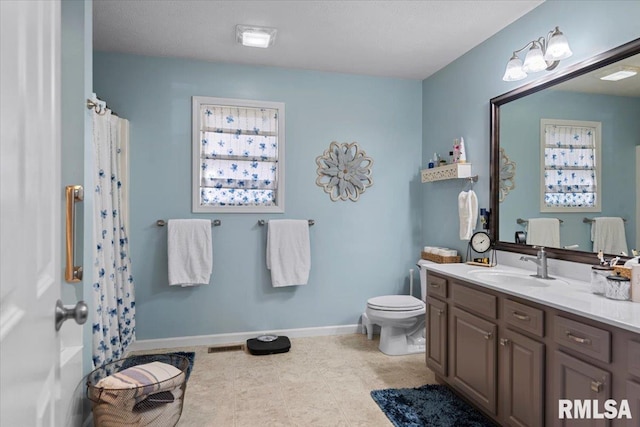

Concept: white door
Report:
left=1, top=1, right=84, bottom=426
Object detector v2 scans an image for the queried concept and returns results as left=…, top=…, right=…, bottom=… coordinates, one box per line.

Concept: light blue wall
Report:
left=61, top=0, right=94, bottom=374
left=421, top=0, right=640, bottom=255
left=500, top=91, right=640, bottom=252
left=93, top=54, right=423, bottom=340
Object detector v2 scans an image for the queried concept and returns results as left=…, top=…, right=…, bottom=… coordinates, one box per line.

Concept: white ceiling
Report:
left=554, top=54, right=640, bottom=97
left=93, top=0, right=543, bottom=80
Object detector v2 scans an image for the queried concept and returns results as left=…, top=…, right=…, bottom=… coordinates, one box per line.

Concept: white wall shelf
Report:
left=421, top=163, right=476, bottom=183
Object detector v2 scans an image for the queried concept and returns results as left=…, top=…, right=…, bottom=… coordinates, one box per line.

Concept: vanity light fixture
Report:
left=236, top=25, right=277, bottom=48
left=599, top=66, right=639, bottom=81
left=502, top=26, right=572, bottom=82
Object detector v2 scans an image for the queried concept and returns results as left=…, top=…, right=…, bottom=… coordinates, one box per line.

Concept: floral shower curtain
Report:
left=92, top=107, right=136, bottom=367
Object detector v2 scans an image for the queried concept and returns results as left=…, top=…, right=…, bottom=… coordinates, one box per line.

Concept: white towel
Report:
left=167, top=219, right=212, bottom=287
left=458, top=190, right=478, bottom=240
left=266, top=219, right=311, bottom=287
left=591, top=217, right=628, bottom=255
left=526, top=218, right=560, bottom=247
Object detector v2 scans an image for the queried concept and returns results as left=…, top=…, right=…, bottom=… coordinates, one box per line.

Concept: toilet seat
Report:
left=367, top=295, right=424, bottom=312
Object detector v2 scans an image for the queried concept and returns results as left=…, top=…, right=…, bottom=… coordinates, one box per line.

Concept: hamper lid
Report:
left=606, top=275, right=630, bottom=282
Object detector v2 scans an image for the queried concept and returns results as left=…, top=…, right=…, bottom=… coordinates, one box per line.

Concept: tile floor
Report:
left=136, top=333, right=437, bottom=426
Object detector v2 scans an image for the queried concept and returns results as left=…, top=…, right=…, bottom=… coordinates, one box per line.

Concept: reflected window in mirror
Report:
left=540, top=119, right=601, bottom=212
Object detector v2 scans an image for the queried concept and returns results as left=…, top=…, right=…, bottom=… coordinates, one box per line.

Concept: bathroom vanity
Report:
left=424, top=262, right=640, bottom=427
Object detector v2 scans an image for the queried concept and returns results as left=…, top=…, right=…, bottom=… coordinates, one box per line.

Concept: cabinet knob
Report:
left=500, top=338, right=510, bottom=346
left=483, top=331, right=492, bottom=340
left=590, top=380, right=603, bottom=393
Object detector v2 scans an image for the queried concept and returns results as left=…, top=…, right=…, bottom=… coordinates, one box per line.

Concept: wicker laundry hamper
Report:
left=86, top=353, right=190, bottom=427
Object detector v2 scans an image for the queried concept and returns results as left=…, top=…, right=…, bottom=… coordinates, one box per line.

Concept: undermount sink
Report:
left=468, top=269, right=566, bottom=288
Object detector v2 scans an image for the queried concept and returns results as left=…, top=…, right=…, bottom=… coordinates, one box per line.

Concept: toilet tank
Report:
left=417, top=259, right=435, bottom=302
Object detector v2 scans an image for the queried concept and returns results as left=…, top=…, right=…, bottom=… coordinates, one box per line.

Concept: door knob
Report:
left=55, top=300, right=88, bottom=331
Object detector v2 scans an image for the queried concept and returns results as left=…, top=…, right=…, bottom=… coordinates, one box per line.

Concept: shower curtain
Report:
left=91, top=106, right=136, bottom=368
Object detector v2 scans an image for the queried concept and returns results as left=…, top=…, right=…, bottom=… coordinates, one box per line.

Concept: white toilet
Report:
left=363, top=259, right=432, bottom=355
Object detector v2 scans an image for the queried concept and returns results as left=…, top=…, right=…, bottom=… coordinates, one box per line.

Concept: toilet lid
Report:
left=367, top=295, right=424, bottom=311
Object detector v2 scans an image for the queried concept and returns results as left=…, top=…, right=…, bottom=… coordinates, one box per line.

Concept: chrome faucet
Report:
left=520, top=247, right=555, bottom=280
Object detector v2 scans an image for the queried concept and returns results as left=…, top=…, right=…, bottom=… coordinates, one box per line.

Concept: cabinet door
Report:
left=553, top=351, right=611, bottom=427
left=426, top=297, right=447, bottom=376
left=627, top=380, right=640, bottom=427
left=500, top=329, right=544, bottom=427
left=451, top=307, right=497, bottom=414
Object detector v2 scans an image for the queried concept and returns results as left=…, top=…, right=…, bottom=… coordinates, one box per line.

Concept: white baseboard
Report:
left=127, top=323, right=363, bottom=353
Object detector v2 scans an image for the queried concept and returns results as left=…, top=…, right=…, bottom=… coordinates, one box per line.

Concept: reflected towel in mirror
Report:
left=525, top=218, right=560, bottom=247
left=591, top=217, right=628, bottom=255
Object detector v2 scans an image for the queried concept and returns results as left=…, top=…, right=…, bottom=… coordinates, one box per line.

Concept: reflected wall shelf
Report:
left=421, top=163, right=475, bottom=183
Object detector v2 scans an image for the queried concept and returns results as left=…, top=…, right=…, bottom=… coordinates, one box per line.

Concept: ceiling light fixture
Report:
left=236, top=25, right=277, bottom=48
left=599, top=66, right=639, bottom=81
left=502, top=26, right=572, bottom=82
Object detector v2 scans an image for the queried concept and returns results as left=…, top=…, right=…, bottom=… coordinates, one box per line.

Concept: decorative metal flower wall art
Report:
left=315, top=141, right=373, bottom=202
left=499, top=147, right=516, bottom=202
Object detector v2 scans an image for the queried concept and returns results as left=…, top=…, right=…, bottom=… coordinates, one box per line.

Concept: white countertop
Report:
left=424, top=262, right=640, bottom=334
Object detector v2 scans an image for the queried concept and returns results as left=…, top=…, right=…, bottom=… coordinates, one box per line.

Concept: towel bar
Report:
left=517, top=218, right=563, bottom=225
left=156, top=219, right=221, bottom=227
left=583, top=217, right=626, bottom=223
left=258, top=219, right=315, bottom=226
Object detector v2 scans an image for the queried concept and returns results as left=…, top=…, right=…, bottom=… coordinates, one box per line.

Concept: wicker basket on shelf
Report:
left=421, top=251, right=461, bottom=264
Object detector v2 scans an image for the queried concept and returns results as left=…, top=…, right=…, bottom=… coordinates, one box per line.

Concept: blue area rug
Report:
left=123, top=351, right=196, bottom=382
left=371, top=384, right=496, bottom=427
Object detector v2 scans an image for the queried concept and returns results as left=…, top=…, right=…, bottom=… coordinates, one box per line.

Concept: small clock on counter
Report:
left=466, top=231, right=496, bottom=267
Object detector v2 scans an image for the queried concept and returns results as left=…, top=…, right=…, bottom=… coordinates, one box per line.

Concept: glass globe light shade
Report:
left=544, top=29, right=573, bottom=61
left=502, top=55, right=527, bottom=81
left=522, top=42, right=548, bottom=73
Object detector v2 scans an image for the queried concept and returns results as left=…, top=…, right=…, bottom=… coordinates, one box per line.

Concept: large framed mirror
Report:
left=491, top=38, right=640, bottom=264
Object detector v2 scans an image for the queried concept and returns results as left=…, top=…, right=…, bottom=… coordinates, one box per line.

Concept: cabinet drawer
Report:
left=427, top=275, right=447, bottom=299
left=629, top=341, right=640, bottom=378
left=554, top=316, right=611, bottom=363
left=503, top=299, right=544, bottom=338
left=452, top=283, right=497, bottom=319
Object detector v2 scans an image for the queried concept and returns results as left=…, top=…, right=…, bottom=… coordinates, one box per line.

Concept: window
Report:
left=192, top=96, right=285, bottom=213
left=540, top=119, right=601, bottom=212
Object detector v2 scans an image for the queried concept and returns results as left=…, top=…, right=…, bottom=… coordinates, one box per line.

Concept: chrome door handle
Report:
left=55, top=300, right=88, bottom=331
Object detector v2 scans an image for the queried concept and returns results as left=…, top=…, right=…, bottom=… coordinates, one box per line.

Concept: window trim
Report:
left=539, top=118, right=601, bottom=213
left=192, top=96, right=285, bottom=213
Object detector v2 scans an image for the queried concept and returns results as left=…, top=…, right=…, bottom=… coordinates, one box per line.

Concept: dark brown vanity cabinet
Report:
left=426, top=296, right=447, bottom=376
left=425, top=271, right=639, bottom=427
left=500, top=328, right=544, bottom=427
left=450, top=306, right=498, bottom=415
left=553, top=350, right=611, bottom=427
